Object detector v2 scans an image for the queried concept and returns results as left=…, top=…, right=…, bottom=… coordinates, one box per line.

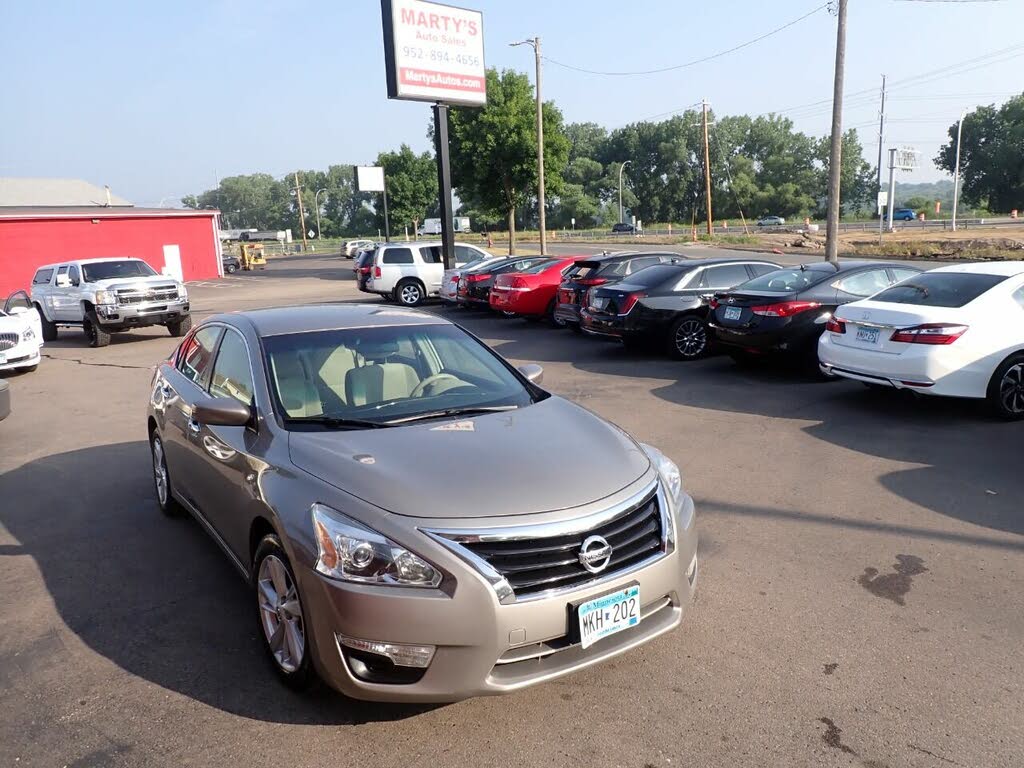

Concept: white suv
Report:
left=361, top=241, right=492, bottom=306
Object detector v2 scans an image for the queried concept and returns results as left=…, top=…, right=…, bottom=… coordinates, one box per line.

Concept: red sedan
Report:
left=489, top=255, right=591, bottom=322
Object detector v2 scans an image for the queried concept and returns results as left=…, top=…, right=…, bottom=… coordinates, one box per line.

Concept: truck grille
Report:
left=0, top=333, right=18, bottom=350
left=116, top=285, right=179, bottom=306
left=460, top=491, right=663, bottom=598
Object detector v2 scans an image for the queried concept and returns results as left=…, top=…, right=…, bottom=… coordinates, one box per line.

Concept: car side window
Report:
left=176, top=326, right=223, bottom=388
left=837, top=269, right=892, bottom=297
left=420, top=246, right=443, bottom=264
left=748, top=264, right=777, bottom=278
left=209, top=330, right=255, bottom=406
left=672, top=270, right=701, bottom=291
left=454, top=245, right=476, bottom=264
left=382, top=247, right=414, bottom=265
left=702, top=264, right=754, bottom=289
left=33, top=268, right=55, bottom=285
left=68, top=264, right=81, bottom=286
left=889, top=267, right=920, bottom=284
left=56, top=265, right=69, bottom=281
left=626, top=257, right=660, bottom=274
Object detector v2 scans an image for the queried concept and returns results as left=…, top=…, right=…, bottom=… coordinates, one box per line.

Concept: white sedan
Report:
left=440, top=256, right=506, bottom=304
left=0, top=290, right=43, bottom=373
left=819, top=261, right=1024, bottom=418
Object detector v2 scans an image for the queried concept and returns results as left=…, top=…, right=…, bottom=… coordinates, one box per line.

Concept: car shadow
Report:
left=0, top=442, right=437, bottom=724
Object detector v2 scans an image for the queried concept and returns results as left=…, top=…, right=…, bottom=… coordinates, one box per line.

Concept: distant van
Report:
left=417, top=217, right=471, bottom=236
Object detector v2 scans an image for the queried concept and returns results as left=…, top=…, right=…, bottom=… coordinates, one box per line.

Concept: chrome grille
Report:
left=0, top=332, right=18, bottom=350
left=116, top=285, right=179, bottom=306
left=461, top=491, right=663, bottom=598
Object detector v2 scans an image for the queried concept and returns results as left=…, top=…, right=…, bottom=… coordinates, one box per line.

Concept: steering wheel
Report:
left=411, top=373, right=469, bottom=398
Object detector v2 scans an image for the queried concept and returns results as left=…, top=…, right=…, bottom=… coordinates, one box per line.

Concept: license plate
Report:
left=577, top=584, right=641, bottom=650
left=856, top=326, right=880, bottom=344
left=723, top=306, right=742, bottom=320
left=591, top=297, right=608, bottom=310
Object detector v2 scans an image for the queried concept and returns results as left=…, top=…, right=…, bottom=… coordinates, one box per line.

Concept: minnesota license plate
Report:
left=856, top=326, right=880, bottom=344
left=577, top=584, right=641, bottom=650
left=723, top=306, right=742, bottom=320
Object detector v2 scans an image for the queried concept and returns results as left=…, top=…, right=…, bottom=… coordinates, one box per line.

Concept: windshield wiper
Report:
left=382, top=405, right=519, bottom=425
left=289, top=416, right=390, bottom=430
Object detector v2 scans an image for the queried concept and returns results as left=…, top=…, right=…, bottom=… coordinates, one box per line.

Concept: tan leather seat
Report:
left=345, top=363, right=420, bottom=406
left=271, top=353, right=323, bottom=417
left=308, top=346, right=361, bottom=407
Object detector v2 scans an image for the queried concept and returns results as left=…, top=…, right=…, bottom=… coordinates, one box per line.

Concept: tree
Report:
left=375, top=144, right=438, bottom=235
left=445, top=68, right=569, bottom=253
left=936, top=94, right=1024, bottom=212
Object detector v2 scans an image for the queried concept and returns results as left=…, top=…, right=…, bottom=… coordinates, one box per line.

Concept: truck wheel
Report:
left=396, top=279, right=425, bottom=307
left=167, top=315, right=193, bottom=338
left=84, top=315, right=111, bottom=347
left=36, top=305, right=58, bottom=341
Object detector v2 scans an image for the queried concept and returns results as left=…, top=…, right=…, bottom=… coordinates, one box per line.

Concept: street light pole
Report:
left=824, top=0, right=848, bottom=264
left=314, top=187, right=327, bottom=241
left=511, top=37, right=546, bottom=255
left=952, top=110, right=967, bottom=232
left=618, top=160, right=631, bottom=224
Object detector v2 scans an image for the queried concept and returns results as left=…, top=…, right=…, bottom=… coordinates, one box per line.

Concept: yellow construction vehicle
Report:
left=239, top=243, right=267, bottom=270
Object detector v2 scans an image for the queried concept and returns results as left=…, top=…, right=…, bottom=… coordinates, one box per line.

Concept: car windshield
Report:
left=736, top=266, right=832, bottom=293
left=872, top=272, right=1007, bottom=308
left=81, top=260, right=157, bottom=282
left=263, top=323, right=541, bottom=428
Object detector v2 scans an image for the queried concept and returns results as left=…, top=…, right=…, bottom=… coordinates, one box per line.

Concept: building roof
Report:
left=0, top=206, right=219, bottom=221
left=0, top=178, right=133, bottom=207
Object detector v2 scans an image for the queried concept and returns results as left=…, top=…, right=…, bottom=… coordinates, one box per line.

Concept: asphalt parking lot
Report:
left=1, top=249, right=1021, bottom=768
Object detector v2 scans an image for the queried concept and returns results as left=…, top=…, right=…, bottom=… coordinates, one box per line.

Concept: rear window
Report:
left=519, top=259, right=559, bottom=275
left=739, top=267, right=832, bottom=293
left=617, top=264, right=686, bottom=288
left=33, top=268, right=54, bottom=285
left=565, top=261, right=602, bottom=280
left=872, top=272, right=1007, bottom=308
left=381, top=247, right=414, bottom=265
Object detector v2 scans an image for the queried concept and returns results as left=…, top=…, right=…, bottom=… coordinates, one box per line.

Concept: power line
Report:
left=542, top=3, right=829, bottom=76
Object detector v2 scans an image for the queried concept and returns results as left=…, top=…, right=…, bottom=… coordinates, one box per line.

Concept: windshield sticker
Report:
left=430, top=420, right=476, bottom=432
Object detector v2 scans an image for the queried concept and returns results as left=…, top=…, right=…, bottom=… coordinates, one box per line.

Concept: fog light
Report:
left=337, top=635, right=435, bottom=668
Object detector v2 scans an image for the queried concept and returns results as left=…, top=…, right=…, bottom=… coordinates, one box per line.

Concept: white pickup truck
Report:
left=30, top=258, right=191, bottom=347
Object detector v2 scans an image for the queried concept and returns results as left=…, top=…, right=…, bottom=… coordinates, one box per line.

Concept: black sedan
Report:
left=579, top=258, right=780, bottom=359
left=709, top=260, right=923, bottom=363
left=457, top=256, right=548, bottom=307
left=554, top=251, right=679, bottom=330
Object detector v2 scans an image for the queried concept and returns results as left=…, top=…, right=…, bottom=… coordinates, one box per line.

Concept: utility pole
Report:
left=294, top=172, right=309, bottom=251
left=886, top=148, right=897, bottom=233
left=618, top=160, right=631, bottom=224
left=952, top=110, right=967, bottom=232
left=824, top=0, right=848, bottom=264
left=702, top=100, right=713, bottom=236
left=314, top=188, right=327, bottom=241
left=511, top=37, right=547, bottom=253
left=876, top=74, right=887, bottom=238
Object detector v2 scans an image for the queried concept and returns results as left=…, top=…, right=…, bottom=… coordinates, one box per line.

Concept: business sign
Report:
left=355, top=166, right=386, bottom=193
left=381, top=0, right=486, bottom=106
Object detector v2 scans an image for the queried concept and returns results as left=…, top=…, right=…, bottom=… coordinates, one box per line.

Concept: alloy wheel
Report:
left=999, top=363, right=1024, bottom=414
left=257, top=555, right=306, bottom=673
left=399, top=284, right=422, bottom=306
left=152, top=437, right=168, bottom=507
left=674, top=318, right=707, bottom=359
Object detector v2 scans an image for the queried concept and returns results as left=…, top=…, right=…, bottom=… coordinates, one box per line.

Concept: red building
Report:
left=0, top=206, right=222, bottom=297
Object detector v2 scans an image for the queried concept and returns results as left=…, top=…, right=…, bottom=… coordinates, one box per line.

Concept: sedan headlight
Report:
left=94, top=289, right=117, bottom=305
left=311, top=503, right=442, bottom=587
left=641, top=443, right=691, bottom=543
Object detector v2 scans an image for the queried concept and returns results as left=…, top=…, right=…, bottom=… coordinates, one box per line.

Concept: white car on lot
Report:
left=440, top=256, right=507, bottom=304
left=819, top=261, right=1024, bottom=418
left=361, top=241, right=492, bottom=306
left=343, top=239, right=376, bottom=258
left=0, top=290, right=43, bottom=373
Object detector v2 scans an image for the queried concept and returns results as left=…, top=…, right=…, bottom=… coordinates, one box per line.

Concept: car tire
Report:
left=986, top=352, right=1024, bottom=420
left=150, top=432, right=185, bottom=517
left=396, top=279, right=425, bottom=307
left=547, top=300, right=565, bottom=327
left=253, top=534, right=318, bottom=691
left=667, top=315, right=709, bottom=361
left=167, top=315, right=193, bottom=338
left=83, top=314, right=111, bottom=347
left=226, top=264, right=237, bottom=274
left=36, top=305, right=58, bottom=342
left=21, top=364, right=39, bottom=373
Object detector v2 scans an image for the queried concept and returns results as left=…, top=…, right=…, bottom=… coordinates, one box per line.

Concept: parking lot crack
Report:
left=42, top=353, right=151, bottom=371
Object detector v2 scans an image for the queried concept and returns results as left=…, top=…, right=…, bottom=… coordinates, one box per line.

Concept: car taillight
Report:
left=467, top=273, right=490, bottom=283
left=509, top=277, right=528, bottom=290
left=890, top=323, right=968, bottom=345
left=577, top=277, right=608, bottom=286
left=709, top=298, right=720, bottom=309
left=618, top=292, right=646, bottom=314
left=750, top=301, right=821, bottom=317
left=825, top=317, right=846, bottom=333
left=374, top=266, right=382, bottom=278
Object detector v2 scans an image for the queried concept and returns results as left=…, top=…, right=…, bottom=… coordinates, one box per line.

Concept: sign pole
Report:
left=382, top=174, right=391, bottom=243
left=433, top=103, right=456, bottom=271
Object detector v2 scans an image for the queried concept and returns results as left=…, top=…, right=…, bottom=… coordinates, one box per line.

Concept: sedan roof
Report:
left=929, top=260, right=1024, bottom=277
left=223, top=304, right=448, bottom=337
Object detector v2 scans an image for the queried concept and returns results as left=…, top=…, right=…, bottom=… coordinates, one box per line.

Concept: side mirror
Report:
left=55, top=275, right=71, bottom=288
left=192, top=396, right=253, bottom=427
left=517, top=363, right=544, bottom=386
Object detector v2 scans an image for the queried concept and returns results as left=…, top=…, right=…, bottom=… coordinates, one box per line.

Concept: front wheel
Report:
left=83, top=315, right=111, bottom=347
left=167, top=315, right=193, bottom=338
left=987, top=353, right=1024, bottom=420
left=151, top=433, right=184, bottom=516
left=254, top=535, right=317, bottom=690
left=37, top=306, right=58, bottom=342
left=396, top=280, right=425, bottom=307
left=667, top=315, right=709, bottom=361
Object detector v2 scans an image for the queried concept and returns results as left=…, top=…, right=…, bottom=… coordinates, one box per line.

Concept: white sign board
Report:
left=877, top=190, right=888, bottom=214
left=355, top=166, right=386, bottom=193
left=382, top=0, right=486, bottom=106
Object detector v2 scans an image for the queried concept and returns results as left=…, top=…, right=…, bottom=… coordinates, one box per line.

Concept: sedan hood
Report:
left=288, top=396, right=651, bottom=519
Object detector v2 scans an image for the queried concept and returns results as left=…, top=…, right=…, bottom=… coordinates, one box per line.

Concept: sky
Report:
left=2, top=0, right=1022, bottom=206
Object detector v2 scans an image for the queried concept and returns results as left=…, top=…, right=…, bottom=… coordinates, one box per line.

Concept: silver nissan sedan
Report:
left=147, top=304, right=697, bottom=702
